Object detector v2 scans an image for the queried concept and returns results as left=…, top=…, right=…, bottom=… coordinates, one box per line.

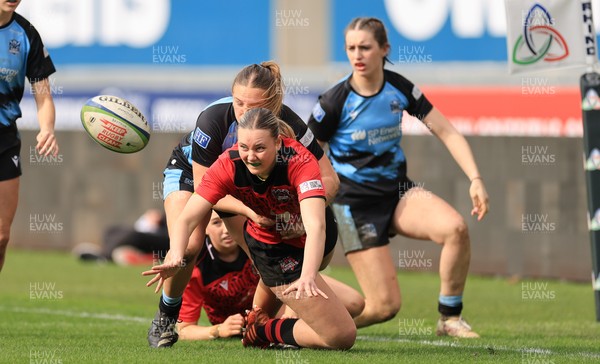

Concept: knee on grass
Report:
left=347, top=293, right=366, bottom=318
left=366, top=300, right=401, bottom=323
left=323, top=325, right=357, bottom=350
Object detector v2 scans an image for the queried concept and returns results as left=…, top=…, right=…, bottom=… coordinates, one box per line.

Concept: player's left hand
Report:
left=283, top=275, right=328, bottom=300
left=469, top=178, right=489, bottom=221
left=36, top=129, right=59, bottom=156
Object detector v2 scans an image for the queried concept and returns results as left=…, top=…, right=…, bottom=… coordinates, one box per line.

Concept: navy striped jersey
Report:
left=308, top=70, right=433, bottom=200
left=167, top=98, right=323, bottom=173
left=0, top=13, right=55, bottom=130
left=191, top=97, right=323, bottom=167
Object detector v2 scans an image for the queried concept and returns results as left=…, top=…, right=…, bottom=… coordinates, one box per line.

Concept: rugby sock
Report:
left=255, top=318, right=299, bottom=346
left=438, top=294, right=463, bottom=317
left=159, top=292, right=182, bottom=317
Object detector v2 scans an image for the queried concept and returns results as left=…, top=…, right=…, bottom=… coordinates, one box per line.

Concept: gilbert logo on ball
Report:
left=80, top=95, right=150, bottom=153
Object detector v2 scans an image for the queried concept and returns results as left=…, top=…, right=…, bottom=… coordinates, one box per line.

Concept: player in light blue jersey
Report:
left=308, top=17, right=489, bottom=338
left=0, top=0, right=58, bottom=272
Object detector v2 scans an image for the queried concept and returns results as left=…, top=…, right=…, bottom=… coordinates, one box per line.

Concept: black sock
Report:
left=438, top=302, right=463, bottom=317
left=256, top=318, right=299, bottom=346
left=159, top=296, right=182, bottom=318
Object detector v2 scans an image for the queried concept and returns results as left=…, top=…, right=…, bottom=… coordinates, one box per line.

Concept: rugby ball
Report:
left=80, top=95, right=150, bottom=153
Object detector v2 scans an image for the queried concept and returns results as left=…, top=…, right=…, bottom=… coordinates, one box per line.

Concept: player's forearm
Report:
left=300, top=202, right=326, bottom=279
left=213, top=195, right=253, bottom=217
left=33, top=80, right=56, bottom=131
left=178, top=322, right=222, bottom=341
left=440, top=132, right=482, bottom=181
left=427, top=107, right=482, bottom=181
left=317, top=156, right=339, bottom=204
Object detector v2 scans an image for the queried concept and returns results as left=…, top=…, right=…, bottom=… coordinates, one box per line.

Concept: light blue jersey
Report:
left=0, top=13, right=55, bottom=130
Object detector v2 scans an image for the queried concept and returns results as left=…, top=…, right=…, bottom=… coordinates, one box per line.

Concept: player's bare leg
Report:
left=244, top=274, right=356, bottom=349
left=148, top=191, right=207, bottom=348
left=392, top=187, right=478, bottom=338
left=346, top=245, right=401, bottom=328
left=0, top=177, right=19, bottom=272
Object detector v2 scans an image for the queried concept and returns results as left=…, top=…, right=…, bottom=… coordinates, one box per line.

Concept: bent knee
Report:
left=379, top=301, right=402, bottom=322
left=438, top=217, right=469, bottom=245
left=326, top=325, right=357, bottom=350
left=367, top=299, right=401, bottom=323
left=348, top=296, right=366, bottom=318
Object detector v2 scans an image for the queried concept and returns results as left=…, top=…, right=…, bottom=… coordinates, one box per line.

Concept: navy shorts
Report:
left=162, top=148, right=239, bottom=219
left=0, top=129, right=22, bottom=181
left=163, top=148, right=195, bottom=199
left=333, top=178, right=416, bottom=254
left=244, top=205, right=338, bottom=287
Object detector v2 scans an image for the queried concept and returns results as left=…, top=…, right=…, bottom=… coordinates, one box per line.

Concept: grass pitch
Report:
left=1, top=248, right=599, bottom=363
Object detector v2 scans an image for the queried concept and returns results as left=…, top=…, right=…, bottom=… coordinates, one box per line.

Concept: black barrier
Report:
left=581, top=72, right=600, bottom=321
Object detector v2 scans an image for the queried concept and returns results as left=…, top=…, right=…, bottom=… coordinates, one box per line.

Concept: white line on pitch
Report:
left=0, top=306, right=148, bottom=323
left=357, top=336, right=600, bottom=359
left=2, top=306, right=599, bottom=359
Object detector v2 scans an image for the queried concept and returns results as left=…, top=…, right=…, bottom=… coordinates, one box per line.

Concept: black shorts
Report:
left=0, top=128, right=22, bottom=181
left=163, top=148, right=195, bottom=199
left=163, top=146, right=236, bottom=218
left=244, top=206, right=338, bottom=287
left=333, top=177, right=416, bottom=254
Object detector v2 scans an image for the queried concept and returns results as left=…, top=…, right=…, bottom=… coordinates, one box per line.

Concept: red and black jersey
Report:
left=178, top=240, right=259, bottom=325
left=197, top=137, right=326, bottom=249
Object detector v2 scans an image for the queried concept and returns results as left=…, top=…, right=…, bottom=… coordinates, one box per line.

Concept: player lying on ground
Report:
left=177, top=211, right=364, bottom=341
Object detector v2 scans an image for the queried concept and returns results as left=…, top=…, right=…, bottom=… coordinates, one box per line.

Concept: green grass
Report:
left=1, top=248, right=599, bottom=363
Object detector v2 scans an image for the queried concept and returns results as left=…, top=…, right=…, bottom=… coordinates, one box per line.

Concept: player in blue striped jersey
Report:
left=308, top=17, right=489, bottom=338
left=0, top=0, right=58, bottom=273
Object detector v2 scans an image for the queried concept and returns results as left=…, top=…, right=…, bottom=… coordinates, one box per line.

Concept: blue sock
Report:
left=161, top=292, right=182, bottom=307
left=439, top=295, right=463, bottom=307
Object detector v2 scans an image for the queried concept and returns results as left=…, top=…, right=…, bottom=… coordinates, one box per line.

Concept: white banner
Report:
left=505, top=0, right=598, bottom=74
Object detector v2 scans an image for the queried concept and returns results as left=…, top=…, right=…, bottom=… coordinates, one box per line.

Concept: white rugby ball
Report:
left=80, top=95, right=150, bottom=153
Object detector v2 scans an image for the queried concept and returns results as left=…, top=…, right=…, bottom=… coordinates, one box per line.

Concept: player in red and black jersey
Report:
left=148, top=108, right=356, bottom=350
left=178, top=211, right=364, bottom=341
left=146, top=61, right=340, bottom=348
left=177, top=211, right=258, bottom=340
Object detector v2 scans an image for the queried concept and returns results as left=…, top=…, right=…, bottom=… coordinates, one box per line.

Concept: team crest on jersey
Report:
left=219, top=279, right=229, bottom=291
left=390, top=99, right=402, bottom=114
left=279, top=257, right=299, bottom=273
left=193, top=127, right=211, bottom=149
left=8, top=39, right=20, bottom=55
left=272, top=188, right=291, bottom=202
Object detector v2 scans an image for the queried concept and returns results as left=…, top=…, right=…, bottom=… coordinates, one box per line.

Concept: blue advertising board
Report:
left=15, top=0, right=600, bottom=65
left=17, top=0, right=270, bottom=65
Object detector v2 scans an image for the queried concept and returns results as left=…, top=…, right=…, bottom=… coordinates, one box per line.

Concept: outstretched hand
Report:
left=469, top=178, right=489, bottom=221
left=142, top=252, right=185, bottom=293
